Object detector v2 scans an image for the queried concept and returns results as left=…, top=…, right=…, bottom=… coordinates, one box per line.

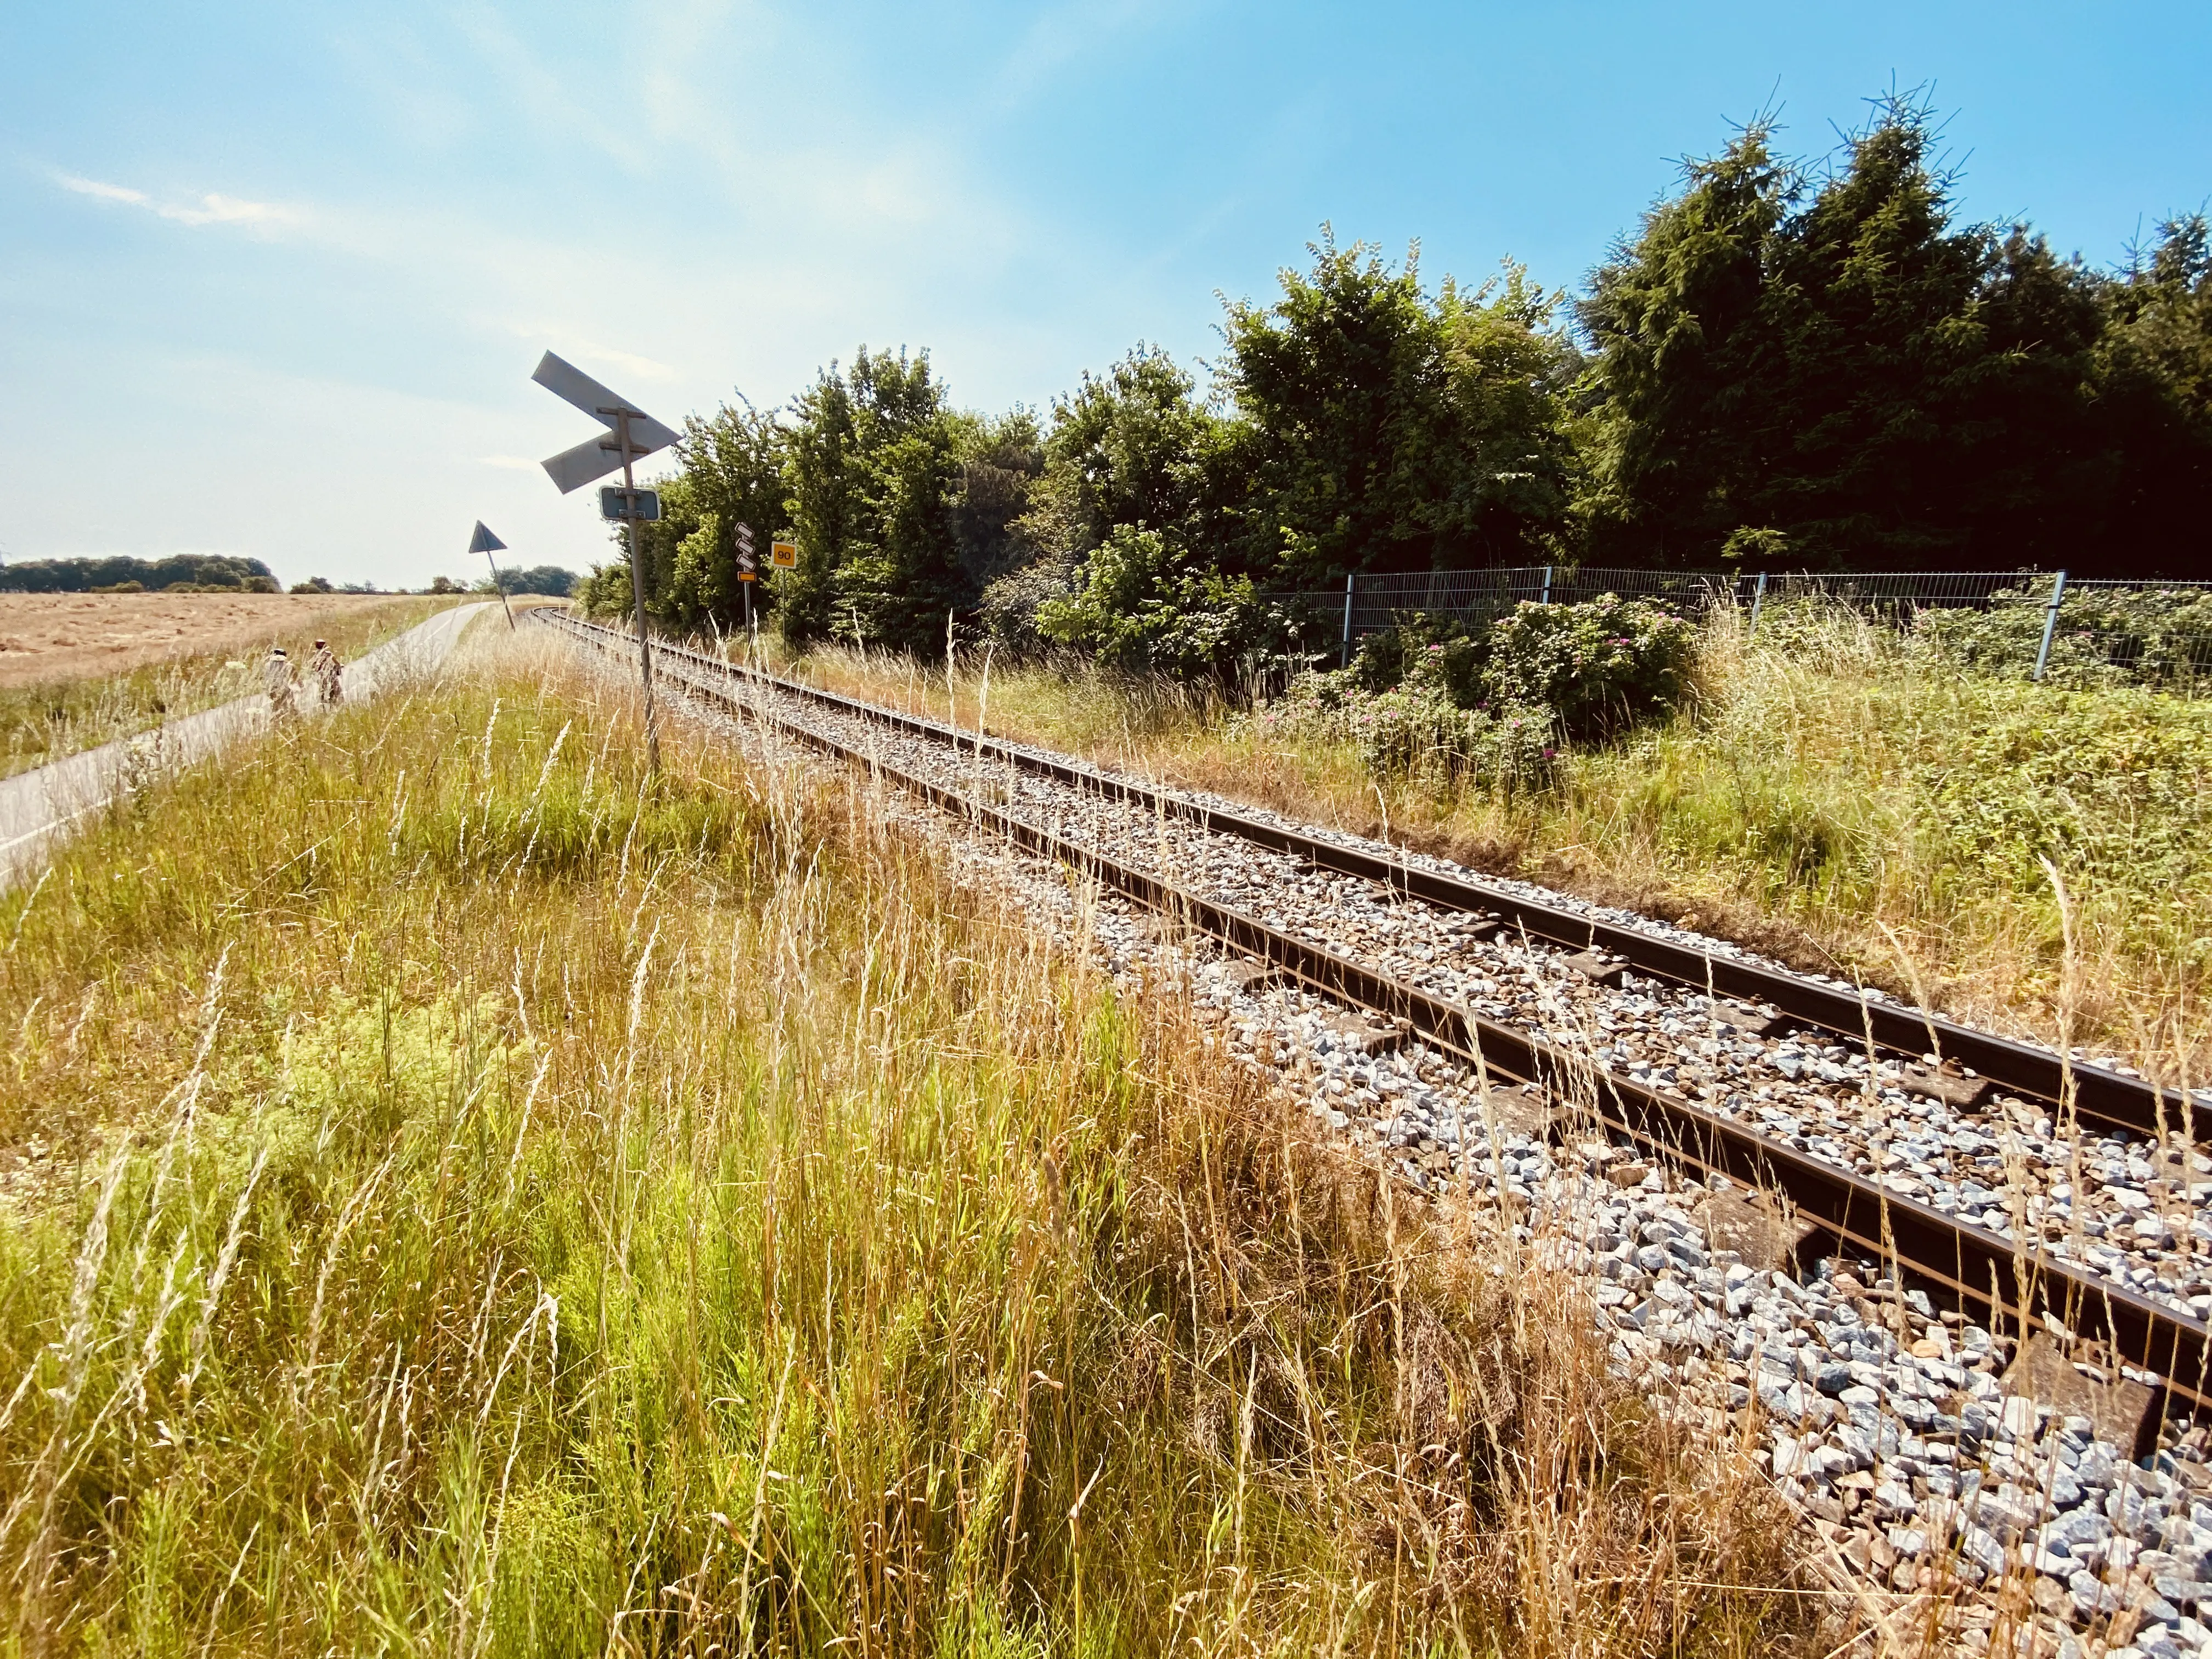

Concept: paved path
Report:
left=0, top=602, right=491, bottom=888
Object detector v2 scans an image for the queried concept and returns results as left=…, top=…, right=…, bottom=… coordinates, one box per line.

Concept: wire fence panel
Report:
left=1324, top=566, right=2212, bottom=695
left=1342, top=567, right=1551, bottom=638
left=2023, top=579, right=2212, bottom=692
left=1545, top=567, right=1737, bottom=612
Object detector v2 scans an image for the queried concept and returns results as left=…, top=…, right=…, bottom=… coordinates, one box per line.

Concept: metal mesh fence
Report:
left=2021, top=579, right=2212, bottom=691
left=1319, top=566, right=2212, bottom=692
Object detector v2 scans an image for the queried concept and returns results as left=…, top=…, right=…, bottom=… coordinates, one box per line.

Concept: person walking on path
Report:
left=264, top=646, right=297, bottom=723
left=308, top=639, right=343, bottom=706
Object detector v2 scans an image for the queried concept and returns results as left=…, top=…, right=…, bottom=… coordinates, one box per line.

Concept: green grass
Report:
left=0, top=633, right=1823, bottom=1655
left=791, top=609, right=2212, bottom=1085
left=0, top=595, right=458, bottom=780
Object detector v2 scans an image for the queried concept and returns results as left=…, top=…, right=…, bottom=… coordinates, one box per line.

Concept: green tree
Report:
left=1026, top=347, right=1222, bottom=557
left=776, top=366, right=862, bottom=644
left=1035, top=525, right=1271, bottom=678
left=984, top=349, right=1233, bottom=650
left=2100, top=215, right=2212, bottom=575
left=0, top=553, right=281, bottom=592
left=834, top=428, right=966, bottom=653
left=1577, top=119, right=1797, bottom=566
left=1222, top=233, right=1581, bottom=584
left=473, top=565, right=579, bottom=597
left=1581, top=97, right=2120, bottom=572
left=663, top=400, right=788, bottom=631
left=777, top=348, right=970, bottom=654
left=1756, top=107, right=2107, bottom=568
left=949, top=407, right=1046, bottom=585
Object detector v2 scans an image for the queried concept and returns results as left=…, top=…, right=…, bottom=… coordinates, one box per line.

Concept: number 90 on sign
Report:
left=770, top=539, right=798, bottom=568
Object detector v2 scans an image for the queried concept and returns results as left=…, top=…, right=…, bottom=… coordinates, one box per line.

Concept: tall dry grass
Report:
left=786, top=610, right=2211, bottom=1084
left=0, top=630, right=1835, bottom=1654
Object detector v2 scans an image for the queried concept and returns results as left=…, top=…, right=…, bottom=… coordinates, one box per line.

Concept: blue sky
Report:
left=4, top=2, right=2207, bottom=589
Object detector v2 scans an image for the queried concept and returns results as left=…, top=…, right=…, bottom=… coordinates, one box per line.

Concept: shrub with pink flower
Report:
left=1481, top=594, right=1697, bottom=737
left=1245, top=592, right=1695, bottom=795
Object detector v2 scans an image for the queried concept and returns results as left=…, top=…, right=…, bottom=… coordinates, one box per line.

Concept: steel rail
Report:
left=548, top=613, right=2193, bottom=1142
left=545, top=610, right=2212, bottom=1417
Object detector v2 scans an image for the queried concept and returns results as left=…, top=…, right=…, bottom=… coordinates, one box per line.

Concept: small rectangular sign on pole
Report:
left=597, top=486, right=663, bottom=521
left=770, top=539, right=798, bottom=569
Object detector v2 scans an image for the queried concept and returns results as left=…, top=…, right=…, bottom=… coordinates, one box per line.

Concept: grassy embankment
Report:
left=0, top=631, right=1831, bottom=1654
left=785, top=606, right=2212, bottom=1086
left=0, top=595, right=460, bottom=780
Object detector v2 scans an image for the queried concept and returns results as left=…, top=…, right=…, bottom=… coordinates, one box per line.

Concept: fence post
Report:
left=2032, top=570, right=2068, bottom=682
left=1746, top=571, right=1768, bottom=638
left=1340, top=572, right=1355, bottom=669
left=1541, top=564, right=1553, bottom=606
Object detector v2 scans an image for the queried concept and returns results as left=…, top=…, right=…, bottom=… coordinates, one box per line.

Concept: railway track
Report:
left=561, top=625, right=2190, bottom=1138
left=541, top=611, right=2212, bottom=1424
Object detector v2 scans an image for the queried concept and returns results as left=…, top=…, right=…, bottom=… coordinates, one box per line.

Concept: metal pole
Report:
left=615, top=407, right=660, bottom=773
left=482, top=549, right=517, bottom=630
left=1746, top=571, right=1768, bottom=638
left=2033, top=569, right=2068, bottom=683
left=1541, top=564, right=1553, bottom=606
left=1340, top=572, right=1355, bottom=669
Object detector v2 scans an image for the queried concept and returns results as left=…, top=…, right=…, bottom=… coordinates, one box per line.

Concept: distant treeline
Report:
left=486, top=566, right=577, bottom=597
left=343, top=567, right=577, bottom=597
left=0, top=554, right=280, bottom=594
left=578, top=94, right=2212, bottom=668
left=2, top=557, right=580, bottom=600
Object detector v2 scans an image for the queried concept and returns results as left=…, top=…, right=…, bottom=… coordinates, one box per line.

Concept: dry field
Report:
left=0, top=591, right=458, bottom=777
left=0, top=592, right=422, bottom=690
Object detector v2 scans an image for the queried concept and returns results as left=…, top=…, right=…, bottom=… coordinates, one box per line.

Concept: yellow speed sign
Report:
left=770, top=539, right=799, bottom=569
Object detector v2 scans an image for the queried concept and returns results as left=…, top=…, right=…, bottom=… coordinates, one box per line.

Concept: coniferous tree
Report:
left=2100, top=216, right=2212, bottom=575
left=1582, top=97, right=2125, bottom=572
left=1754, top=108, right=2106, bottom=568
left=1568, top=121, right=1795, bottom=567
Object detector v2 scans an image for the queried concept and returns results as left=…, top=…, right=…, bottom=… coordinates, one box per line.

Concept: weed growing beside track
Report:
left=784, top=605, right=2212, bottom=1085
left=0, top=635, right=1830, bottom=1654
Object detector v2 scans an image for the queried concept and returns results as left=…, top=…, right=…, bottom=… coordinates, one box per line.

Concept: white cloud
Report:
left=162, top=192, right=299, bottom=228
left=56, top=173, right=151, bottom=206
left=499, top=324, right=676, bottom=386
left=449, top=8, right=651, bottom=174
left=52, top=171, right=302, bottom=231
left=571, top=342, right=676, bottom=383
